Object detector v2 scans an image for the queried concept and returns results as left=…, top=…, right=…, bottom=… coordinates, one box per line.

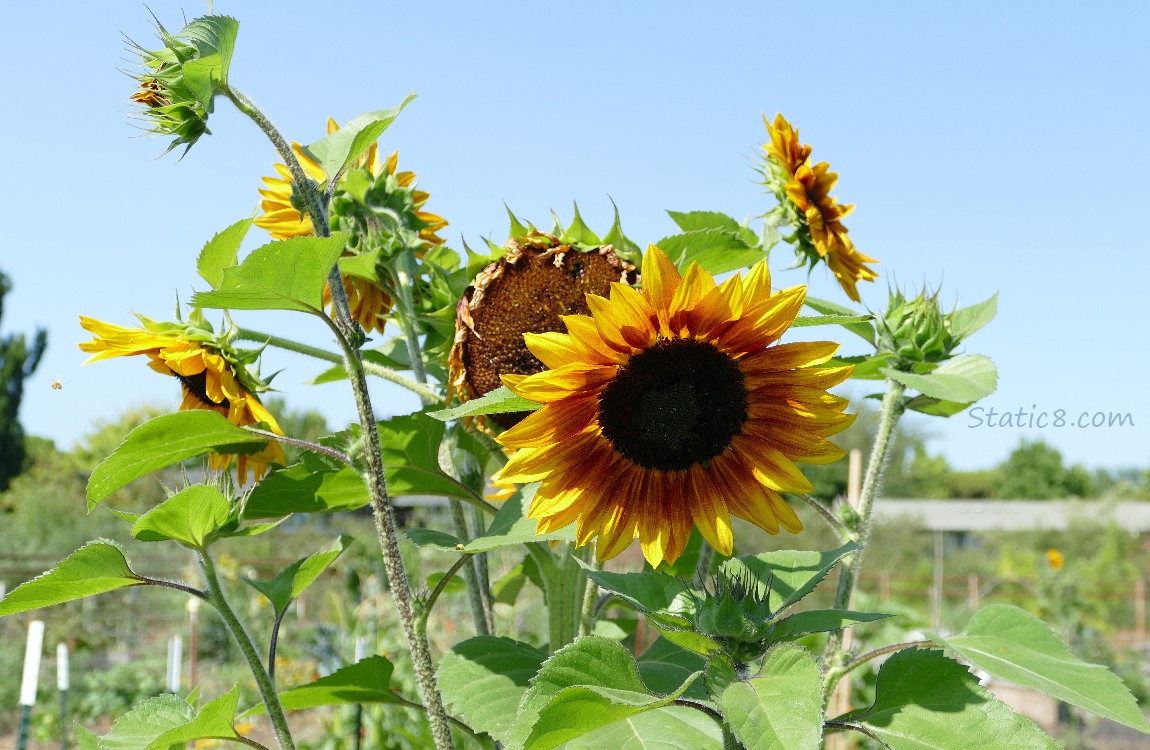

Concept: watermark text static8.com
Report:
left=967, top=405, right=1135, bottom=429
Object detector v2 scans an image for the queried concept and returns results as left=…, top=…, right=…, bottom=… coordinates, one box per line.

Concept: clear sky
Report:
left=3, top=1, right=1147, bottom=472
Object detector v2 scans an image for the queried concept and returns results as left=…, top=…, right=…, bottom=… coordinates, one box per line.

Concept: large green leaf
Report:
left=636, top=637, right=708, bottom=700
left=768, top=609, right=892, bottom=642
left=243, top=536, right=351, bottom=615
left=174, top=16, right=239, bottom=108
left=0, top=541, right=144, bottom=617
left=100, top=686, right=241, bottom=750
left=427, top=386, right=542, bottom=422
left=843, top=648, right=1058, bottom=749
left=243, top=463, right=369, bottom=519
left=580, top=564, right=690, bottom=615
left=507, top=636, right=668, bottom=750
left=87, top=411, right=270, bottom=506
left=302, top=96, right=416, bottom=181
left=656, top=228, right=763, bottom=276
left=882, top=354, right=997, bottom=404
left=380, top=412, right=478, bottom=500
left=192, top=234, right=348, bottom=313
left=727, top=542, right=859, bottom=613
left=131, top=485, right=231, bottom=548
left=277, top=656, right=402, bottom=711
left=559, top=705, right=722, bottom=749
left=666, top=210, right=759, bottom=247
left=465, top=490, right=575, bottom=553
left=949, top=293, right=998, bottom=339
left=196, top=218, right=251, bottom=289
left=721, top=645, right=823, bottom=750
left=804, top=296, right=876, bottom=345
left=437, top=636, right=547, bottom=744
left=929, top=604, right=1150, bottom=733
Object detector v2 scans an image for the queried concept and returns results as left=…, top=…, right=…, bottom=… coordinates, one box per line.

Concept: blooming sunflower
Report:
left=762, top=114, right=878, bottom=303
left=448, top=231, right=636, bottom=429
left=254, top=118, right=447, bottom=333
left=78, top=314, right=286, bottom=483
left=493, top=245, right=855, bottom=566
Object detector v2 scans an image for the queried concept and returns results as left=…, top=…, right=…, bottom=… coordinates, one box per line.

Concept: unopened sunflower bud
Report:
left=877, top=288, right=958, bottom=366
left=691, top=568, right=775, bottom=662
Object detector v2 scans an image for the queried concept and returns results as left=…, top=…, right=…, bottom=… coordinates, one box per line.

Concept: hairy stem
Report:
left=795, top=493, right=851, bottom=541
left=199, top=552, right=295, bottom=750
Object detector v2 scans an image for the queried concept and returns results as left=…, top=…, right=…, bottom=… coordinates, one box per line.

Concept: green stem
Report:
left=823, top=378, right=906, bottom=675
left=579, top=557, right=601, bottom=637
left=199, top=552, right=295, bottom=750
left=235, top=327, right=442, bottom=403
left=225, top=90, right=456, bottom=750
left=423, top=555, right=472, bottom=617
left=795, top=493, right=851, bottom=542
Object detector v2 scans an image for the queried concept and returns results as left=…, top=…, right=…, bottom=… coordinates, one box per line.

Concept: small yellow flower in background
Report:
left=78, top=313, right=286, bottom=483
left=761, top=113, right=878, bottom=303
left=254, top=118, right=447, bottom=334
left=494, top=245, right=855, bottom=567
left=1046, top=547, right=1065, bottom=570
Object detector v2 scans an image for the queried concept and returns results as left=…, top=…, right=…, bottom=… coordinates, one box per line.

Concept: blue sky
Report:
left=3, top=1, right=1147, bottom=471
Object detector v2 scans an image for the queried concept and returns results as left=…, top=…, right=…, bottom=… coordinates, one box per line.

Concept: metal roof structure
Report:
left=874, top=499, right=1150, bottom=533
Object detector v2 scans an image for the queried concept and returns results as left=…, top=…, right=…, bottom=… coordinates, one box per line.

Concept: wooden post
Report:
left=1135, top=578, right=1146, bottom=642
left=968, top=573, right=980, bottom=612
left=931, top=532, right=944, bottom=630
left=880, top=571, right=891, bottom=603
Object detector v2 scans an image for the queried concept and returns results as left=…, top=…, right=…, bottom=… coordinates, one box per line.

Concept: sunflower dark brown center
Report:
left=598, top=338, right=747, bottom=471
left=174, top=370, right=226, bottom=409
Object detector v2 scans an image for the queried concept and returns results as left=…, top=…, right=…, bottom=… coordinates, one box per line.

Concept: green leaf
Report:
left=131, top=485, right=231, bottom=548
left=558, top=706, right=722, bottom=749
left=768, top=609, right=892, bottom=642
left=929, top=604, right=1150, bottom=733
left=87, top=411, right=270, bottom=506
left=101, top=685, right=242, bottom=750
left=580, top=564, right=689, bottom=614
left=949, top=292, right=998, bottom=339
left=722, top=645, right=823, bottom=750
left=601, top=198, right=641, bottom=262
left=243, top=536, right=351, bottom=615
left=905, top=394, right=978, bottom=417
left=404, top=527, right=462, bottom=550
left=174, top=16, right=239, bottom=106
left=437, top=636, right=547, bottom=744
left=380, top=412, right=479, bottom=501
left=564, top=202, right=601, bottom=246
left=243, top=463, right=369, bottom=519
left=526, top=670, right=701, bottom=749
left=465, top=489, right=576, bottom=553
left=656, top=228, right=763, bottom=276
left=492, top=559, right=534, bottom=605
left=192, top=234, right=349, bottom=313
left=302, top=96, right=416, bottom=181
left=804, top=296, right=876, bottom=345
left=646, top=618, right=724, bottom=657
left=506, top=636, right=659, bottom=750
left=75, top=725, right=100, bottom=750
left=703, top=651, right=738, bottom=703
left=882, top=354, right=998, bottom=404
left=427, top=386, right=542, bottom=421
left=636, top=637, right=708, bottom=700
left=844, top=648, right=1058, bottom=749
left=197, top=218, right=251, bottom=289
left=0, top=541, right=144, bottom=617
left=667, top=210, right=758, bottom=246
left=727, top=542, right=859, bottom=613
left=828, top=354, right=887, bottom=380
left=506, top=203, right=530, bottom=240
left=792, top=314, right=874, bottom=329
left=249, top=656, right=402, bottom=715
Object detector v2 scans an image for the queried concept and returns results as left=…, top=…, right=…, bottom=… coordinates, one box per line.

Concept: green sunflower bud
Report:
left=691, top=568, right=775, bottom=662
left=876, top=287, right=959, bottom=367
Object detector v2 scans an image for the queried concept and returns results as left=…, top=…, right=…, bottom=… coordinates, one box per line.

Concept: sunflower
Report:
left=254, top=119, right=448, bottom=333
left=493, top=245, right=855, bottom=566
left=762, top=114, right=878, bottom=303
left=79, top=315, right=286, bottom=483
left=447, top=232, right=636, bottom=429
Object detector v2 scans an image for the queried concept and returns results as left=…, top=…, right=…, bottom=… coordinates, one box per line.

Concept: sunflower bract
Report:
left=494, top=244, right=855, bottom=567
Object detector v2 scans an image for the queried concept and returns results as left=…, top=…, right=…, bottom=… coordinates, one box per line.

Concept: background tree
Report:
left=0, top=269, right=47, bottom=491
left=994, top=438, right=1094, bottom=499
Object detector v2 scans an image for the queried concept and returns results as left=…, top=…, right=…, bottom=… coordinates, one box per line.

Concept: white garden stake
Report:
left=167, top=635, right=183, bottom=693
left=17, top=620, right=45, bottom=750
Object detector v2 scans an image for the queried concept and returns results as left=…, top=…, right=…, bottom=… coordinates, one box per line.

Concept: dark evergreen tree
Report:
left=0, top=270, right=48, bottom=491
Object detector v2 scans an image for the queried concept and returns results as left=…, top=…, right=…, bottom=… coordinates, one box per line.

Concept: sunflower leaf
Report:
left=244, top=656, right=402, bottom=718
left=242, top=535, right=351, bottom=616
left=404, top=528, right=462, bottom=550
left=577, top=562, right=690, bottom=614
left=197, top=218, right=252, bottom=289
left=193, top=234, right=349, bottom=314
left=767, top=609, right=892, bottom=643
left=841, top=648, right=1059, bottom=749
left=303, top=95, right=416, bottom=183
left=87, top=412, right=271, bottom=507
left=792, top=314, right=874, bottom=328
left=173, top=15, right=239, bottom=108
left=465, top=490, right=576, bottom=552
left=667, top=210, right=759, bottom=247
left=437, top=636, right=548, bottom=744
left=101, top=686, right=243, bottom=750
left=555, top=707, right=722, bottom=749
left=721, top=645, right=824, bottom=750
left=727, top=542, right=859, bottom=613
left=828, top=354, right=887, bottom=380
left=0, top=540, right=145, bottom=617
left=636, top=637, right=709, bottom=700
left=380, top=412, right=482, bottom=502
left=656, top=228, right=763, bottom=276
left=804, top=296, right=876, bottom=344
left=882, top=354, right=997, bottom=405
left=905, top=394, right=977, bottom=417
left=427, top=386, right=542, bottom=421
left=243, top=463, right=369, bottom=519
left=928, top=605, right=1150, bottom=733
left=949, top=292, right=998, bottom=340
left=131, top=485, right=231, bottom=548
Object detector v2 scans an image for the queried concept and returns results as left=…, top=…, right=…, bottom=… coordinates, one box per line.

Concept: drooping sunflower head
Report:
left=494, top=244, right=855, bottom=567
left=79, top=311, right=286, bottom=483
left=448, top=231, right=637, bottom=429
left=760, top=113, right=878, bottom=303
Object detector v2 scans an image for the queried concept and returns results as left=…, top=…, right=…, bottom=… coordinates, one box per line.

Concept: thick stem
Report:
left=823, top=379, right=906, bottom=669
left=579, top=558, right=601, bottom=637
left=199, top=552, right=295, bottom=750
left=449, top=499, right=492, bottom=636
